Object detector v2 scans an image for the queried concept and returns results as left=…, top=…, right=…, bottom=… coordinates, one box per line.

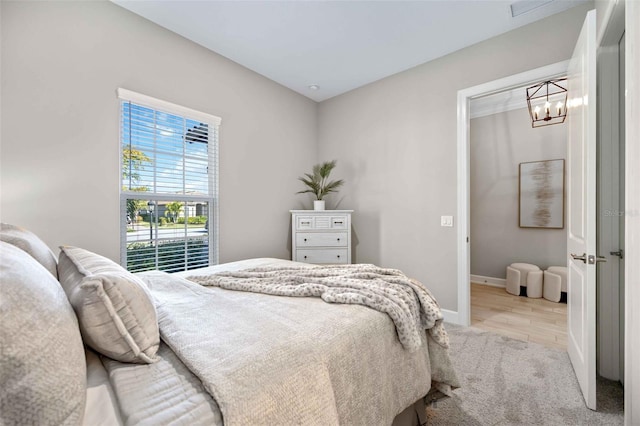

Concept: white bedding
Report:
left=96, top=258, right=458, bottom=426
left=101, top=344, right=222, bottom=425
left=83, top=349, right=123, bottom=426
left=174, top=257, right=301, bottom=278
left=188, top=263, right=449, bottom=351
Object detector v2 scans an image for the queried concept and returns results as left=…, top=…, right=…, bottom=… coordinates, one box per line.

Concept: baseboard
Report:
left=441, top=309, right=460, bottom=325
left=470, top=274, right=506, bottom=288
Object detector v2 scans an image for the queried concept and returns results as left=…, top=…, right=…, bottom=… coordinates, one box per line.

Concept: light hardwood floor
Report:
left=470, top=282, right=567, bottom=350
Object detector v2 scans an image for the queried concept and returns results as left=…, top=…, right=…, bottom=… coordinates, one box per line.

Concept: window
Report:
left=118, top=89, right=220, bottom=273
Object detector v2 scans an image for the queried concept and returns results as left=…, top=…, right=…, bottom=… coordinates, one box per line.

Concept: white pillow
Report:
left=0, top=242, right=86, bottom=425
left=0, top=223, right=58, bottom=277
left=58, top=246, right=160, bottom=364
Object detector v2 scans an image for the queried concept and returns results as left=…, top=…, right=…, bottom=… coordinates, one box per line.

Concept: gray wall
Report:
left=0, top=1, right=317, bottom=263
left=317, top=3, right=592, bottom=310
left=470, top=108, right=567, bottom=279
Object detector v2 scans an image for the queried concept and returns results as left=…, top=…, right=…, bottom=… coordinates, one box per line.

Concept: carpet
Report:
left=427, top=323, right=624, bottom=425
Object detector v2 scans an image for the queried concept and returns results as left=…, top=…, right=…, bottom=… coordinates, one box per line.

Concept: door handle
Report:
left=571, top=253, right=587, bottom=263
left=571, top=253, right=607, bottom=264
left=588, top=255, right=607, bottom=264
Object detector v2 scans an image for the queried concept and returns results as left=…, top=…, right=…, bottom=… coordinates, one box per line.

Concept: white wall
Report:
left=470, top=107, right=567, bottom=279
left=317, top=3, right=593, bottom=310
left=0, top=1, right=317, bottom=263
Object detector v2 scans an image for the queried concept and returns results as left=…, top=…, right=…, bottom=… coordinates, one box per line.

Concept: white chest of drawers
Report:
left=290, top=210, right=353, bottom=264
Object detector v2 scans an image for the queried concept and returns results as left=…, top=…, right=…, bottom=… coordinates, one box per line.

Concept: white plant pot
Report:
left=314, top=200, right=325, bottom=211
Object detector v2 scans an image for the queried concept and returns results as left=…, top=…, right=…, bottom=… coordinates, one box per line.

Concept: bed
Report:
left=0, top=223, right=459, bottom=426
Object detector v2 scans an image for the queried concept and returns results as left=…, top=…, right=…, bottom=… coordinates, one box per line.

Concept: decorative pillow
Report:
left=0, top=242, right=86, bottom=425
left=0, top=223, right=58, bottom=278
left=57, top=246, right=160, bottom=364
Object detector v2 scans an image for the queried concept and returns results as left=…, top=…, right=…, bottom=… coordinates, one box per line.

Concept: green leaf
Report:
left=296, top=160, right=344, bottom=200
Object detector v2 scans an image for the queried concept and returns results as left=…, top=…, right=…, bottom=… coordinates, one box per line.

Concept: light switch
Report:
left=441, top=215, right=454, bottom=227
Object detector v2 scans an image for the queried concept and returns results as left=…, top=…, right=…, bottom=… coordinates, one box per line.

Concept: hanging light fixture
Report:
left=526, top=78, right=568, bottom=128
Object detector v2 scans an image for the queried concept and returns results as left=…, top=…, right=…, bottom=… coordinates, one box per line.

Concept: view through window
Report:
left=119, top=89, right=220, bottom=272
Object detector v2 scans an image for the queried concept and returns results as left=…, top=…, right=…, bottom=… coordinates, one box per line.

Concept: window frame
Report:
left=117, top=88, right=221, bottom=271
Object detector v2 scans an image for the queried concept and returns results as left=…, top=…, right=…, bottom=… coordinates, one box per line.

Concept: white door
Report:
left=566, top=9, right=598, bottom=410
left=617, top=31, right=625, bottom=386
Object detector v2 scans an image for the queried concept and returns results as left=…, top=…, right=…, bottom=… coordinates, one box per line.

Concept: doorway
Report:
left=467, top=85, right=568, bottom=349
left=455, top=60, right=569, bottom=327
left=457, top=6, right=629, bottom=413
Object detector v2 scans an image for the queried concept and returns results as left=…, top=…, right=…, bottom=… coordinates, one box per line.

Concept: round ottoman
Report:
left=506, top=263, right=543, bottom=297
left=543, top=266, right=567, bottom=303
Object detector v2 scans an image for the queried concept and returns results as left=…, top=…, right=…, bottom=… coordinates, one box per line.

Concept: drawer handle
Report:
left=337, top=255, right=341, bottom=258
left=304, top=255, right=308, bottom=259
left=304, top=238, right=307, bottom=242
left=334, top=221, right=343, bottom=225
left=301, top=221, right=311, bottom=225
left=337, top=238, right=340, bottom=242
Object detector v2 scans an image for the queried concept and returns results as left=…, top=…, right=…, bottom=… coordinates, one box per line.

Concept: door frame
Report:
left=455, top=60, right=569, bottom=326
left=624, top=1, right=640, bottom=423
left=596, top=0, right=625, bottom=383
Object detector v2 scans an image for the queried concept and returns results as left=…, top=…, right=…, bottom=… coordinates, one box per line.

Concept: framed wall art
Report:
left=519, top=159, right=565, bottom=229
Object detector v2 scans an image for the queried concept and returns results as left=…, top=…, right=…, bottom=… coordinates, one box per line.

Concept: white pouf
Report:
left=543, top=266, right=567, bottom=303
left=506, top=263, right=543, bottom=297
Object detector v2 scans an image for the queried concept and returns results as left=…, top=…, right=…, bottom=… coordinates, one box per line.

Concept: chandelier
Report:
left=526, top=78, right=568, bottom=128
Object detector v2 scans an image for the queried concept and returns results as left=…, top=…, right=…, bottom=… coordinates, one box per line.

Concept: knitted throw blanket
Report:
left=188, top=264, right=449, bottom=351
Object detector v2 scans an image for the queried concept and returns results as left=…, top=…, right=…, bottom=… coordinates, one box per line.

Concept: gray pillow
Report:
left=0, top=223, right=58, bottom=278
left=58, top=246, right=160, bottom=364
left=0, top=241, right=86, bottom=425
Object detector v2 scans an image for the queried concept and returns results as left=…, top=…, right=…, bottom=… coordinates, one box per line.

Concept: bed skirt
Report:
left=392, top=397, right=427, bottom=426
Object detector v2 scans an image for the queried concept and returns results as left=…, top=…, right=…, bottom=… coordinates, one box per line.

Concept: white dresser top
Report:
left=290, top=210, right=354, bottom=214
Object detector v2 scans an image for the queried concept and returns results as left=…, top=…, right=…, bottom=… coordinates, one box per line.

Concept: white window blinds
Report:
left=118, top=89, right=220, bottom=273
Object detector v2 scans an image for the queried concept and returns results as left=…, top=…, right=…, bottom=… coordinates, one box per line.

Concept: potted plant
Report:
left=297, top=160, right=345, bottom=210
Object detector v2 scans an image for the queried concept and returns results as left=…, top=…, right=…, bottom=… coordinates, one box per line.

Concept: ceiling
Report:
left=112, top=0, right=588, bottom=102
